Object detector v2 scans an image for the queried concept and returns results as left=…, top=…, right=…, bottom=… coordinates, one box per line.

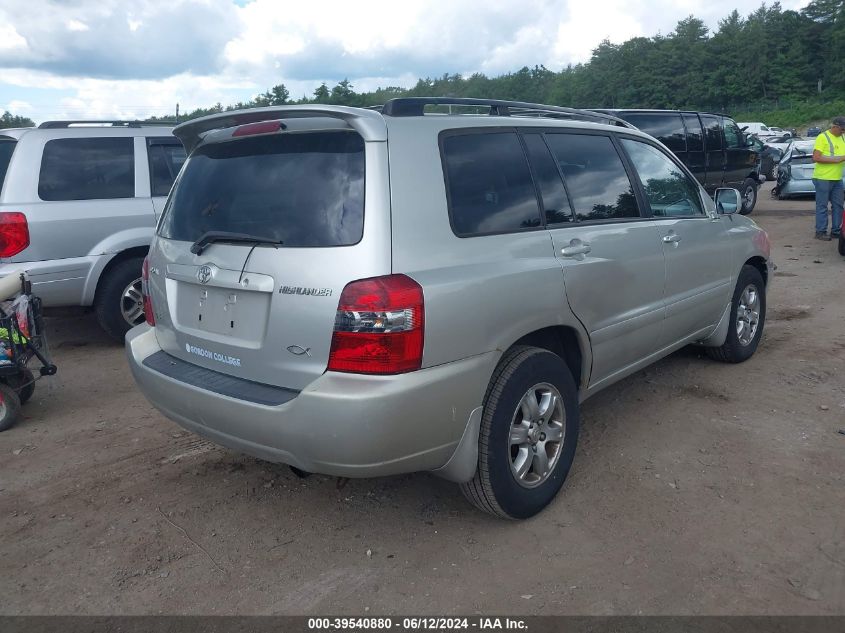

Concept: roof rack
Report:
left=379, top=97, right=634, bottom=128
left=37, top=120, right=175, bottom=129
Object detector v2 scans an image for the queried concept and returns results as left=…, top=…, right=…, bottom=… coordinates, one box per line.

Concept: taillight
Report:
left=0, top=212, right=29, bottom=258
left=327, top=274, right=424, bottom=375
left=142, top=257, right=155, bottom=326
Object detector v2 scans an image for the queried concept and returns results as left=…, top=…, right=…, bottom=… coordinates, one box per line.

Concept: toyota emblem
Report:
left=197, top=265, right=213, bottom=285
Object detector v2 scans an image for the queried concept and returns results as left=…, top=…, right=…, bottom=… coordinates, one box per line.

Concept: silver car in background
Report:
left=0, top=122, right=185, bottom=339
left=126, top=98, right=773, bottom=518
left=774, top=139, right=841, bottom=199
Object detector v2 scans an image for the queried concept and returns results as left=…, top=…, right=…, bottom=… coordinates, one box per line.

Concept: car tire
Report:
left=460, top=346, right=580, bottom=520
left=706, top=265, right=766, bottom=363
left=0, top=382, right=22, bottom=432
left=739, top=178, right=758, bottom=215
left=6, top=368, right=35, bottom=405
left=839, top=233, right=845, bottom=257
left=95, top=257, right=146, bottom=342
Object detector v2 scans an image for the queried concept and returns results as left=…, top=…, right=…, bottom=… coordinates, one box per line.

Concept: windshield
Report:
left=158, top=131, right=365, bottom=247
left=0, top=138, right=16, bottom=196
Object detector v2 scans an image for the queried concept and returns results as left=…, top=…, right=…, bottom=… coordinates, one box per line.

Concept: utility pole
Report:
left=175, top=103, right=180, bottom=123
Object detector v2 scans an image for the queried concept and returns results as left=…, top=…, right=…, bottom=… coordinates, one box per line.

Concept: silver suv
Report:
left=0, top=122, right=185, bottom=339
left=126, top=99, right=772, bottom=518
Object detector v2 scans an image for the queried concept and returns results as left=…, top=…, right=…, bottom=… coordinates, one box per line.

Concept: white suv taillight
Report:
left=0, top=212, right=29, bottom=258
left=327, top=274, right=424, bottom=375
left=142, top=257, right=155, bottom=326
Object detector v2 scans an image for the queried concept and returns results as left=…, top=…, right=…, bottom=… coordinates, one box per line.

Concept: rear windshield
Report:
left=158, top=131, right=365, bottom=247
left=0, top=138, right=16, bottom=196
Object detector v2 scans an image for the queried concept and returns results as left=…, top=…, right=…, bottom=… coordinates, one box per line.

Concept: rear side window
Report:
left=148, top=139, right=186, bottom=197
left=682, top=114, right=703, bottom=152
left=522, top=133, right=573, bottom=225
left=544, top=133, right=640, bottom=222
left=701, top=116, right=723, bottom=151
left=620, top=113, right=686, bottom=152
left=159, top=131, right=365, bottom=247
left=38, top=137, right=134, bottom=201
left=0, top=138, right=15, bottom=196
left=441, top=131, right=542, bottom=236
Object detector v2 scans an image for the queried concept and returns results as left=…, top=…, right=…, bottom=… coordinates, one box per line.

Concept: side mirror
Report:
left=714, top=188, right=741, bottom=215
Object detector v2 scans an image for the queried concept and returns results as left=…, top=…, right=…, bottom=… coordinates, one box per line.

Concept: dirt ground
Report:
left=1, top=183, right=844, bottom=616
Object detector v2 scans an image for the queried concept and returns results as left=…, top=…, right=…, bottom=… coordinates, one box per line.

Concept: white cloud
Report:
left=67, top=20, right=89, bottom=32
left=0, top=24, right=27, bottom=52
left=0, top=68, right=257, bottom=120
left=0, top=0, right=815, bottom=122
left=5, top=99, right=32, bottom=114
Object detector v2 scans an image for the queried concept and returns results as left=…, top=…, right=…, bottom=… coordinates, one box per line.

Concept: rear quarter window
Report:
left=0, top=138, right=15, bottom=196
left=158, top=131, right=365, bottom=247
left=38, top=137, right=135, bottom=201
left=148, top=139, right=187, bottom=197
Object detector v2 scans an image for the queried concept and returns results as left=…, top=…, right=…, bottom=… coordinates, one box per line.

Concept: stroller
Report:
left=0, top=272, right=57, bottom=431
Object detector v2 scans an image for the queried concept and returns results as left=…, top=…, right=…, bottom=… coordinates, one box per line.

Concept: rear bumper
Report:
left=0, top=255, right=102, bottom=307
left=126, top=325, right=497, bottom=478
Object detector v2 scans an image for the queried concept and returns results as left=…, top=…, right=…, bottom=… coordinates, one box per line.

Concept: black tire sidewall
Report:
left=484, top=351, right=580, bottom=519
left=725, top=266, right=766, bottom=361
left=0, top=382, right=22, bottom=432
left=95, top=257, right=145, bottom=341
left=739, top=179, right=757, bottom=215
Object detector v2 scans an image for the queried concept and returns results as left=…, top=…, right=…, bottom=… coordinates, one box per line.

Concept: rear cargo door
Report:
left=148, top=128, right=391, bottom=391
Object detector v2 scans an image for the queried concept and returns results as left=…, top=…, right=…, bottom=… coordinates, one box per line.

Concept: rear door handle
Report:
left=561, top=241, right=592, bottom=258
left=663, top=233, right=682, bottom=244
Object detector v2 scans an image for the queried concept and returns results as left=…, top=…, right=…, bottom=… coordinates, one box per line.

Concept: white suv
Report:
left=0, top=121, right=185, bottom=339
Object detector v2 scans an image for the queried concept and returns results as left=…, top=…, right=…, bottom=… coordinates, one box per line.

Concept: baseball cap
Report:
left=833, top=116, right=845, bottom=127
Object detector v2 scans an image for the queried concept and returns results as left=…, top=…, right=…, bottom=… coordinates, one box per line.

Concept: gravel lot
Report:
left=1, top=183, right=844, bottom=615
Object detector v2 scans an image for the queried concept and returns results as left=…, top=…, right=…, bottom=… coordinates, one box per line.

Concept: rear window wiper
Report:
left=190, top=231, right=284, bottom=255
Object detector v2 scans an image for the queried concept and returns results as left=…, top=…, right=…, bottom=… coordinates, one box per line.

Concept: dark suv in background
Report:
left=595, top=110, right=763, bottom=214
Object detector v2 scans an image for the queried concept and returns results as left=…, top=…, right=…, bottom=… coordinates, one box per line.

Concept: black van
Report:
left=595, top=110, right=763, bottom=214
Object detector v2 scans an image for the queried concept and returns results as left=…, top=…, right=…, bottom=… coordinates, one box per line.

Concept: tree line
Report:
left=0, top=111, right=34, bottom=129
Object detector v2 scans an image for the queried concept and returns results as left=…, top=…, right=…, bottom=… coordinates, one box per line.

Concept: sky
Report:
left=0, top=0, right=812, bottom=123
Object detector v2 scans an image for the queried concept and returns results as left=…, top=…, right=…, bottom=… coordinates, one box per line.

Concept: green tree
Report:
left=330, top=78, right=356, bottom=105
left=313, top=83, right=330, bottom=104
left=0, top=111, right=34, bottom=129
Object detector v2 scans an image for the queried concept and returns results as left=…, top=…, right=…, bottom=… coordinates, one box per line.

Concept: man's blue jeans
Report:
left=813, top=178, right=844, bottom=235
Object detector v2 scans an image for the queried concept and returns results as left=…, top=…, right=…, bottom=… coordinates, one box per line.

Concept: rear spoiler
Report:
left=173, top=105, right=388, bottom=153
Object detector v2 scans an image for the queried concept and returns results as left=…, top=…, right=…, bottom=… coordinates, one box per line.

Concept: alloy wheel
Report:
left=508, top=383, right=566, bottom=488
left=120, top=278, right=145, bottom=327
left=736, top=284, right=761, bottom=346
